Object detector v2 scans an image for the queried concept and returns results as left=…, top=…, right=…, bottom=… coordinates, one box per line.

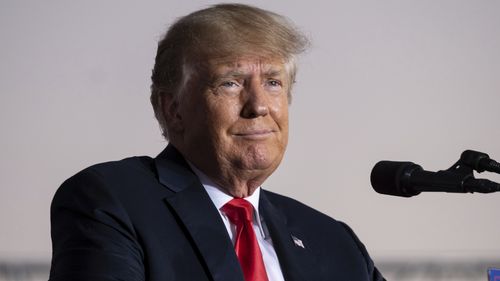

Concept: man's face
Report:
left=170, top=57, right=290, bottom=188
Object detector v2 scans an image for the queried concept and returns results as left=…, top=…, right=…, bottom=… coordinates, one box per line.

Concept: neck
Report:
left=187, top=157, right=268, bottom=198
left=211, top=173, right=263, bottom=198
left=191, top=160, right=266, bottom=197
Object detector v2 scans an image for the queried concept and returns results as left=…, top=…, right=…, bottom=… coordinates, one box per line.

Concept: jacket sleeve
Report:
left=49, top=168, right=145, bottom=281
left=339, top=221, right=386, bottom=281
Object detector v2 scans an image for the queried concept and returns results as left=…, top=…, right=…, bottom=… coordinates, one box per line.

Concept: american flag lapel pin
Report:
left=291, top=235, right=305, bottom=249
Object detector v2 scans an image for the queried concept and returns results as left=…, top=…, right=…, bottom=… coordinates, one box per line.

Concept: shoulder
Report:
left=81, top=156, right=156, bottom=182
left=262, top=189, right=340, bottom=227
left=52, top=156, right=159, bottom=209
left=262, top=189, right=377, bottom=272
left=63, top=155, right=154, bottom=186
left=262, top=189, right=365, bottom=240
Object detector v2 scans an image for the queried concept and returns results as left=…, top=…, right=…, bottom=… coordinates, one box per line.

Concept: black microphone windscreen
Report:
left=370, top=161, right=421, bottom=197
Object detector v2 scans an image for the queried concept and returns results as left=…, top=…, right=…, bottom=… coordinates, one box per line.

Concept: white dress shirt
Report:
left=188, top=164, right=285, bottom=281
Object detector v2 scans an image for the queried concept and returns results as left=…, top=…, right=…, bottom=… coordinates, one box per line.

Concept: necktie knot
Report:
left=222, top=198, right=254, bottom=224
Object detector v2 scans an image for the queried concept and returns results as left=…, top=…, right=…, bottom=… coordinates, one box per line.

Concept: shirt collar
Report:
left=187, top=161, right=266, bottom=236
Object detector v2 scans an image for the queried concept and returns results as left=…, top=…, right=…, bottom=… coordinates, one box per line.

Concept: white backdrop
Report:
left=1, top=0, right=499, bottom=263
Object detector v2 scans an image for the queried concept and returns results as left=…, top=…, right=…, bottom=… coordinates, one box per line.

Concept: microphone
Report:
left=370, top=160, right=500, bottom=197
left=460, top=150, right=500, bottom=174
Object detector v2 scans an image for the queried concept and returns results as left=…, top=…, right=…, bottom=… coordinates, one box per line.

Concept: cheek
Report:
left=207, top=98, right=242, bottom=125
left=271, top=96, right=289, bottom=124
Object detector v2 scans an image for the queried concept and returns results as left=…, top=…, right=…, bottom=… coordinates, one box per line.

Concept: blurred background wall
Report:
left=1, top=0, right=499, bottom=280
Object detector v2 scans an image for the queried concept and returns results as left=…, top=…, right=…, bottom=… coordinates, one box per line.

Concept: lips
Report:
left=233, top=129, right=276, bottom=139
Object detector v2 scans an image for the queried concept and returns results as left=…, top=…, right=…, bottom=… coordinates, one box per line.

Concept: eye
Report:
left=214, top=80, right=242, bottom=96
left=265, top=79, right=283, bottom=93
left=267, top=80, right=282, bottom=87
left=221, top=81, right=240, bottom=88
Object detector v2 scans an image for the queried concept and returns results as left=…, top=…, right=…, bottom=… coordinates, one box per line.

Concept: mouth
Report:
left=233, top=129, right=276, bottom=140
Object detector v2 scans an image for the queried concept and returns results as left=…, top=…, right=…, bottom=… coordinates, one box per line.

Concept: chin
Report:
left=239, top=146, right=284, bottom=172
left=242, top=159, right=275, bottom=171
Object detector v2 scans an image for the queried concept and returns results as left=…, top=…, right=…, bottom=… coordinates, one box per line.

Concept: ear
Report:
left=161, top=94, right=184, bottom=134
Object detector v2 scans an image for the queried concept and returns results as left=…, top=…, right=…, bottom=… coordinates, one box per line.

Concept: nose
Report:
left=240, top=81, right=269, bottom=118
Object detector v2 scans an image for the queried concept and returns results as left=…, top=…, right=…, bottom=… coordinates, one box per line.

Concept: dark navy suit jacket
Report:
left=49, top=145, right=385, bottom=281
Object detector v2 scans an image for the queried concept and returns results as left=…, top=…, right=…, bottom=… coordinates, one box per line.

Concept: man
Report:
left=49, top=4, right=385, bottom=281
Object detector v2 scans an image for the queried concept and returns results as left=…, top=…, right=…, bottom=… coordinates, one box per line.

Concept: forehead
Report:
left=209, top=57, right=286, bottom=75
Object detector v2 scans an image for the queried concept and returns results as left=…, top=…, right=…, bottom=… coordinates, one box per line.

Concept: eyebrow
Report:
left=217, top=68, right=283, bottom=79
left=218, top=70, right=247, bottom=78
left=263, top=69, right=283, bottom=77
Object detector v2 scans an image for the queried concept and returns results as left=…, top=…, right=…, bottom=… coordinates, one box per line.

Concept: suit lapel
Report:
left=154, top=145, right=244, bottom=281
left=260, top=191, right=317, bottom=281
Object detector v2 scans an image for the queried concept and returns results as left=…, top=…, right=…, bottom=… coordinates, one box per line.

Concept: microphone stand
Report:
left=445, top=150, right=500, bottom=194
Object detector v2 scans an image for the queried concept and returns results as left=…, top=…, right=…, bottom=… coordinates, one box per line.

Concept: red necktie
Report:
left=222, top=198, right=269, bottom=281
